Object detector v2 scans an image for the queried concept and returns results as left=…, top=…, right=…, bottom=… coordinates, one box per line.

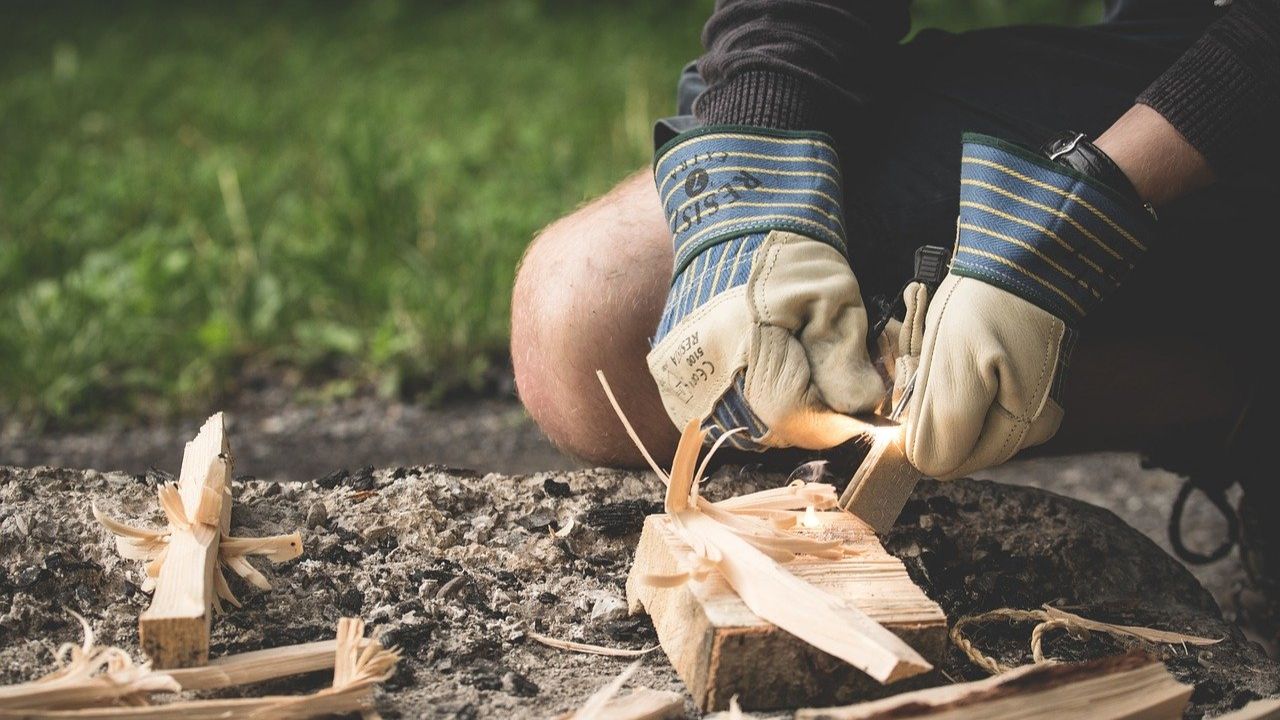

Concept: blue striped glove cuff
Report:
left=953, top=133, right=1155, bottom=325
left=653, top=126, right=848, bottom=281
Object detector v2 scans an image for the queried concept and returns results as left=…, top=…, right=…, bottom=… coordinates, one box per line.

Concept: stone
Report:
left=588, top=593, right=628, bottom=624
left=305, top=501, right=328, bottom=529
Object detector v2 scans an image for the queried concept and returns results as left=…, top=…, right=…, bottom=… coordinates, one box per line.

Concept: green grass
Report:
left=0, top=0, right=1100, bottom=427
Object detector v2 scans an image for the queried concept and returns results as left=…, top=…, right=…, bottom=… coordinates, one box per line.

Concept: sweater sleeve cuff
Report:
left=692, top=69, right=828, bottom=131
left=1135, top=2, right=1280, bottom=177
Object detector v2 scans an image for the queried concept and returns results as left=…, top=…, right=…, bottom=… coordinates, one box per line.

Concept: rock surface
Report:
left=0, top=464, right=1275, bottom=718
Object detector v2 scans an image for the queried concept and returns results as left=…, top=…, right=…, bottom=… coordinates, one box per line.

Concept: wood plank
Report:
left=626, top=510, right=946, bottom=712
left=164, top=639, right=352, bottom=691
left=138, top=413, right=232, bottom=669
left=796, top=653, right=1191, bottom=720
left=1213, top=698, right=1280, bottom=720
left=839, top=428, right=921, bottom=534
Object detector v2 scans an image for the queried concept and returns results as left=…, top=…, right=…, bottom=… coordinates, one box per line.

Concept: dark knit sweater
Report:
left=695, top=0, right=1280, bottom=179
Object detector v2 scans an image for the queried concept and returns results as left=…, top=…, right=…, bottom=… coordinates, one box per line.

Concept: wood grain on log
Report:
left=839, top=429, right=921, bottom=534
left=626, top=510, right=946, bottom=711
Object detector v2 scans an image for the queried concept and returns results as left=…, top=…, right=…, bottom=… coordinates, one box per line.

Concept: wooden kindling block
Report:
left=97, top=412, right=304, bottom=669
left=138, top=413, right=232, bottom=669
left=839, top=427, right=922, bottom=534
left=626, top=510, right=947, bottom=712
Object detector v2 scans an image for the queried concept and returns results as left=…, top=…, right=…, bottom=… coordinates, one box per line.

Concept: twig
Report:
left=526, top=631, right=658, bottom=658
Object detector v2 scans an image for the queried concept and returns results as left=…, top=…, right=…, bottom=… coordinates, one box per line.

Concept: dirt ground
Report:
left=0, top=460, right=1275, bottom=718
left=0, top=394, right=1252, bottom=624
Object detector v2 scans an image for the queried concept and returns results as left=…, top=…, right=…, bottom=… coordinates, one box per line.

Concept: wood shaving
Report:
left=94, top=493, right=304, bottom=613
left=527, top=631, right=658, bottom=658
left=0, top=618, right=400, bottom=719
left=596, top=370, right=930, bottom=685
left=555, top=661, right=682, bottom=720
left=0, top=612, right=178, bottom=711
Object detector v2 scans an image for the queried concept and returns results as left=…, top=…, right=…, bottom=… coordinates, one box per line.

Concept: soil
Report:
left=0, top=461, right=1275, bottom=718
left=0, top=396, right=575, bottom=480
left=0, top=396, right=1253, bottom=626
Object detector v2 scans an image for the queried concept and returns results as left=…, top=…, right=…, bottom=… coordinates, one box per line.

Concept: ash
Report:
left=0, top=465, right=1274, bottom=718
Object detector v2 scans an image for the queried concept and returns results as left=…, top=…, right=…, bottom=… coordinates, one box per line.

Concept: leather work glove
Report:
left=893, top=282, right=929, bottom=412
left=647, top=127, right=883, bottom=451
left=905, top=133, right=1155, bottom=479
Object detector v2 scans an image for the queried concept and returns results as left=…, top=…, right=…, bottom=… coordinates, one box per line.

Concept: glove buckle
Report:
left=866, top=245, right=951, bottom=353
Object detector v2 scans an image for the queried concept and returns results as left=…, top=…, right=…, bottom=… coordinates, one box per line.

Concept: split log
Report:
left=164, top=638, right=363, bottom=691
left=838, top=428, right=921, bottom=534
left=0, top=615, right=381, bottom=716
left=795, top=652, right=1192, bottom=720
left=626, top=510, right=946, bottom=711
left=138, top=413, right=232, bottom=668
left=0, top=618, right=398, bottom=720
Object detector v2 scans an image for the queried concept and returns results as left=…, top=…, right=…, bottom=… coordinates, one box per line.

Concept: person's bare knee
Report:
left=511, top=171, right=679, bottom=466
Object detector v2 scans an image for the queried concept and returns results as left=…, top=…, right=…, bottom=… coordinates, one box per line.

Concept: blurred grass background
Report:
left=0, top=0, right=1101, bottom=428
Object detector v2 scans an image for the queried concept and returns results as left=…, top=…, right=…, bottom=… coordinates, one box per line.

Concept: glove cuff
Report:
left=654, top=126, right=847, bottom=280
left=952, top=133, right=1155, bottom=325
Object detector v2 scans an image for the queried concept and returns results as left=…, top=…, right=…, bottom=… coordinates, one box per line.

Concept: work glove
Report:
left=647, top=127, right=883, bottom=451
left=905, top=133, right=1155, bottom=479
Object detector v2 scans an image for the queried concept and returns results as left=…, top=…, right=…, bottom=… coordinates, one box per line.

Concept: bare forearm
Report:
left=1094, top=104, right=1215, bottom=208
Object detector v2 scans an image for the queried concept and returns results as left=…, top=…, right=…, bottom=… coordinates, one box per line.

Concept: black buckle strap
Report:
left=867, top=245, right=951, bottom=352
left=1042, top=130, right=1158, bottom=221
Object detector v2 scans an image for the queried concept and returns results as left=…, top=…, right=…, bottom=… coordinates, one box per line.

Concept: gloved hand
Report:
left=647, top=127, right=883, bottom=451
left=905, top=133, right=1155, bottom=479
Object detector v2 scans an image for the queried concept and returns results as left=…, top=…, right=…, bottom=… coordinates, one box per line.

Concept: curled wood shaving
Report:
left=557, top=661, right=682, bottom=720
left=596, top=371, right=931, bottom=685
left=712, top=480, right=838, bottom=513
left=163, top=637, right=365, bottom=691
left=568, top=660, right=640, bottom=720
left=579, top=688, right=683, bottom=720
left=555, top=661, right=686, bottom=717
left=593, top=372, right=849, bottom=565
left=554, top=517, right=576, bottom=538
left=0, top=612, right=179, bottom=711
left=94, top=490, right=303, bottom=614
left=527, top=630, right=659, bottom=658
left=1, top=618, right=400, bottom=719
left=221, top=533, right=305, bottom=563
